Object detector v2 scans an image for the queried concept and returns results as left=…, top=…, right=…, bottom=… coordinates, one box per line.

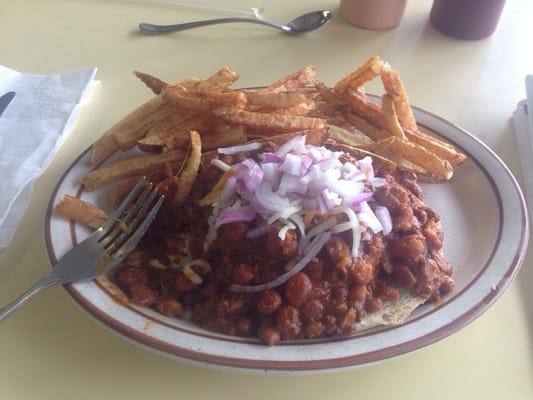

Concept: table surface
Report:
left=1, top=0, right=532, bottom=398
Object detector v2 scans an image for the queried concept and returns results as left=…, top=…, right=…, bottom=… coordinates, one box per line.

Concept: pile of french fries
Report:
left=58, top=57, right=466, bottom=227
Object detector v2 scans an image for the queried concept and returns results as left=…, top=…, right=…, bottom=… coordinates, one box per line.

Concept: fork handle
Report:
left=0, top=275, right=61, bottom=322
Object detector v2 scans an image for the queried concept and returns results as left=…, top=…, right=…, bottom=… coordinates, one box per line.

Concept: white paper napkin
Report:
left=512, top=75, right=533, bottom=219
left=0, top=66, right=98, bottom=249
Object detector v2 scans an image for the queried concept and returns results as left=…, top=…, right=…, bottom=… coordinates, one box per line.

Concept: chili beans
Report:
left=276, top=306, right=301, bottom=339
left=267, top=226, right=298, bottom=259
left=258, top=321, right=280, bottom=346
left=116, top=265, right=149, bottom=287
left=130, top=282, right=158, bottom=307
left=113, top=170, right=455, bottom=345
left=257, top=290, right=282, bottom=315
left=285, top=272, right=312, bottom=307
left=390, top=234, right=426, bottom=259
left=232, top=263, right=254, bottom=285
left=156, top=296, right=184, bottom=317
left=222, top=222, right=248, bottom=242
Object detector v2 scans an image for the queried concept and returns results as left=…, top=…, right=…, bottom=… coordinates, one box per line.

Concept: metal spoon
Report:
left=139, top=10, right=332, bottom=35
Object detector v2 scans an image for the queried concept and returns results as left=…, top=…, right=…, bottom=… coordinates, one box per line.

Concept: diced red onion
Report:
left=267, top=204, right=303, bottom=225
left=210, top=158, right=232, bottom=172
left=317, top=157, right=342, bottom=171
left=344, top=192, right=374, bottom=211
left=278, top=173, right=308, bottom=195
left=215, top=206, right=256, bottom=227
left=328, top=206, right=361, bottom=257
left=234, top=159, right=263, bottom=193
left=358, top=156, right=374, bottom=179
left=303, top=197, right=319, bottom=210
left=358, top=202, right=383, bottom=234
left=279, top=153, right=303, bottom=176
left=261, top=163, right=282, bottom=188
left=275, top=135, right=306, bottom=156
left=229, top=232, right=331, bottom=293
left=320, top=189, right=341, bottom=211
left=278, top=222, right=295, bottom=240
left=218, top=142, right=262, bottom=155
left=245, top=225, right=273, bottom=239
left=374, top=206, right=392, bottom=235
left=288, top=214, right=306, bottom=237
left=370, top=177, right=387, bottom=187
left=219, top=176, right=237, bottom=205
left=261, top=152, right=283, bottom=163
left=255, top=184, right=290, bottom=213
left=308, top=147, right=324, bottom=161
left=298, top=216, right=337, bottom=254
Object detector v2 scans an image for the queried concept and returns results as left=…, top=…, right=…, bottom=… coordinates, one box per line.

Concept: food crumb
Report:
left=143, top=319, right=156, bottom=332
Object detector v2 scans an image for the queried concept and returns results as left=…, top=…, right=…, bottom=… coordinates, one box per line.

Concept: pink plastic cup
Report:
left=340, top=0, right=408, bottom=30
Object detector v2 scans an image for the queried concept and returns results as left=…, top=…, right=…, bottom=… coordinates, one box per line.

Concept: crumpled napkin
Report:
left=0, top=65, right=98, bottom=249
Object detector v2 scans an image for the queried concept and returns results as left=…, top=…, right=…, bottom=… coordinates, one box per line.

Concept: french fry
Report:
left=311, top=100, right=340, bottom=118
left=381, top=66, right=418, bottom=131
left=386, top=137, right=453, bottom=180
left=261, top=66, right=316, bottom=93
left=162, top=87, right=211, bottom=111
left=327, top=124, right=374, bottom=147
left=145, top=108, right=197, bottom=137
left=55, top=195, right=108, bottom=229
left=315, top=81, right=346, bottom=107
left=194, top=66, right=239, bottom=91
left=245, top=91, right=316, bottom=109
left=382, top=94, right=406, bottom=139
left=343, top=88, right=385, bottom=129
left=90, top=95, right=168, bottom=166
left=173, top=131, right=202, bottom=204
left=212, top=107, right=326, bottom=132
left=269, top=101, right=314, bottom=116
left=83, top=149, right=186, bottom=191
left=344, top=113, right=389, bottom=142
left=404, top=127, right=467, bottom=166
left=163, top=86, right=247, bottom=110
left=194, top=126, right=246, bottom=151
left=90, top=134, right=119, bottom=168
left=137, top=114, right=211, bottom=152
left=112, top=99, right=178, bottom=150
left=199, top=169, right=234, bottom=207
left=134, top=71, right=168, bottom=95
left=356, top=137, right=396, bottom=152
left=334, top=56, right=384, bottom=95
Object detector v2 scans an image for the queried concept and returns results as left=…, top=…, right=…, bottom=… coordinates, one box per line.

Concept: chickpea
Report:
left=393, top=265, right=417, bottom=288
left=390, top=234, right=426, bottom=259
left=236, top=318, right=253, bottom=336
left=258, top=321, right=280, bottom=346
left=156, top=296, right=184, bottom=317
left=232, top=263, right=254, bottom=285
left=285, top=272, right=312, bottom=307
left=276, top=306, right=301, bottom=339
left=301, top=299, right=324, bottom=321
left=116, top=265, right=149, bottom=287
left=130, top=282, right=158, bottom=307
left=257, top=290, right=281, bottom=315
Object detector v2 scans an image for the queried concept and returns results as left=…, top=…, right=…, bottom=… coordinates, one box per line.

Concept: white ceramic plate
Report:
left=44, top=104, right=528, bottom=373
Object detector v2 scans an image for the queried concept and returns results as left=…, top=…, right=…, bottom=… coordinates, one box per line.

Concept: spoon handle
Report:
left=139, top=17, right=287, bottom=34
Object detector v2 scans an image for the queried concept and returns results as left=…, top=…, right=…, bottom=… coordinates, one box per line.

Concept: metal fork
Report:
left=0, top=177, right=164, bottom=322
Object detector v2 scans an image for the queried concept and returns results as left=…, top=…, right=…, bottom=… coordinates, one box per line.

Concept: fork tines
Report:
left=97, top=177, right=164, bottom=259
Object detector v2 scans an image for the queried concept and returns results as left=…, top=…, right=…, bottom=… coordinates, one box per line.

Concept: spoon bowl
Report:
left=286, top=10, right=332, bottom=33
left=139, top=10, right=332, bottom=35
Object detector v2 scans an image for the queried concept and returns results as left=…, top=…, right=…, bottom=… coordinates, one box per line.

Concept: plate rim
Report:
left=43, top=105, right=529, bottom=372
